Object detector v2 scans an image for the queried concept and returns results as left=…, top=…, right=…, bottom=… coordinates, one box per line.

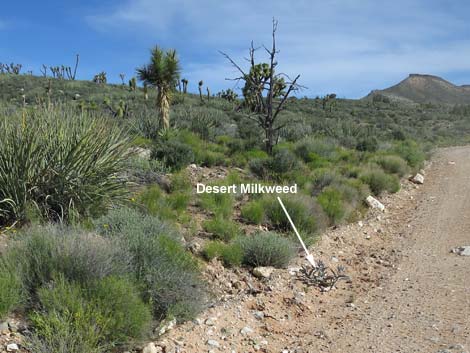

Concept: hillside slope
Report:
left=365, top=74, right=470, bottom=104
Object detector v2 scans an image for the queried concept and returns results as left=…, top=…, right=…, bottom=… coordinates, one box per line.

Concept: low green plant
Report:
left=317, top=187, right=346, bottom=225
left=241, top=199, right=265, bottom=224
left=360, top=167, right=400, bottom=195
left=392, top=140, right=425, bottom=169
left=151, top=139, right=194, bottom=171
left=0, top=259, right=23, bottom=319
left=202, top=216, right=240, bottom=242
left=29, top=274, right=151, bottom=352
left=262, top=195, right=327, bottom=237
left=202, top=241, right=242, bottom=267
left=236, top=232, right=296, bottom=268
left=374, top=155, right=409, bottom=176
left=198, top=189, right=234, bottom=219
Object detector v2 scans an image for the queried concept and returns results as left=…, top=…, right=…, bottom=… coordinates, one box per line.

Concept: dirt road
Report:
left=323, top=147, right=470, bottom=352
left=154, top=147, right=470, bottom=353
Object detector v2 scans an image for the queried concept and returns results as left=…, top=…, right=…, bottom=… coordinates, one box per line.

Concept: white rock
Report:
left=411, top=173, right=425, bottom=184
left=252, top=266, right=274, bottom=279
left=158, top=318, right=176, bottom=335
left=207, top=339, right=220, bottom=348
left=142, top=343, right=158, bottom=353
left=205, top=317, right=216, bottom=326
left=240, top=326, right=253, bottom=335
left=451, top=246, right=470, bottom=256
left=366, top=196, right=385, bottom=212
left=6, top=344, right=19, bottom=352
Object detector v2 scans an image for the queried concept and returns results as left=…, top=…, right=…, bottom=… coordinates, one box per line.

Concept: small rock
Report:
left=205, top=317, right=216, bottom=326
left=358, top=221, right=364, bottom=228
left=366, top=196, right=385, bottom=212
left=207, top=339, right=220, bottom=348
left=142, top=343, right=158, bottom=353
left=252, top=266, right=274, bottom=279
left=254, top=311, right=265, bottom=320
left=240, top=326, right=253, bottom=335
left=158, top=318, right=176, bottom=335
left=411, top=173, right=424, bottom=184
left=451, top=246, right=470, bottom=256
left=0, top=321, right=8, bottom=332
left=6, top=344, right=19, bottom=352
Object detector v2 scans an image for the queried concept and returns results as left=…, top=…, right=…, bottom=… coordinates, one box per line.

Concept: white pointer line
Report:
left=277, top=196, right=317, bottom=268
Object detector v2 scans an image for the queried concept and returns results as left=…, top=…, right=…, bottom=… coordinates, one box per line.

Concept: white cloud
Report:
left=86, top=0, right=470, bottom=97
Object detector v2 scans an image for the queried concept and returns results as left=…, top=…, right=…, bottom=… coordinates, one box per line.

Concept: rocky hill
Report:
left=365, top=74, right=470, bottom=104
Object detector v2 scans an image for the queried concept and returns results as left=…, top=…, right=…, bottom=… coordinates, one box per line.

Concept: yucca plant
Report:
left=137, top=46, right=181, bottom=130
left=0, top=105, right=130, bottom=225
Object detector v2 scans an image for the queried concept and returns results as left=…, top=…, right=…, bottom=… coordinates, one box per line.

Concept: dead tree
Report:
left=220, top=19, right=301, bottom=154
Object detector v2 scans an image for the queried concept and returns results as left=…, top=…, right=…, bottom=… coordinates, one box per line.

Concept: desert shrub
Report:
left=151, top=139, right=194, bottom=171
left=236, top=232, right=295, bottom=268
left=0, top=259, right=23, bottom=319
left=94, top=206, right=177, bottom=241
left=95, top=208, right=205, bottom=322
left=392, top=140, right=425, bottom=169
left=356, top=136, right=379, bottom=152
left=136, top=185, right=189, bottom=221
left=317, top=187, right=346, bottom=225
left=248, top=157, right=272, bottom=179
left=7, top=224, right=130, bottom=294
left=29, top=275, right=151, bottom=352
left=294, top=138, right=338, bottom=162
left=203, top=216, right=240, bottom=242
left=0, top=106, right=129, bottom=225
left=198, top=189, right=234, bottom=219
left=310, top=168, right=343, bottom=195
left=244, top=149, right=269, bottom=160
left=360, top=167, right=400, bottom=195
left=241, top=199, right=265, bottom=224
left=270, top=148, right=299, bottom=174
left=262, top=195, right=327, bottom=237
left=306, top=152, right=330, bottom=169
left=374, top=155, right=409, bottom=176
left=125, top=156, right=170, bottom=184
left=202, top=241, right=243, bottom=267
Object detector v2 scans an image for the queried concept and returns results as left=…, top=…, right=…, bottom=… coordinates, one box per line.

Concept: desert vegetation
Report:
left=1, top=23, right=470, bottom=352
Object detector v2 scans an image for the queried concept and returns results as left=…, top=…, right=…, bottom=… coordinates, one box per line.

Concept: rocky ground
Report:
left=2, top=147, right=470, bottom=353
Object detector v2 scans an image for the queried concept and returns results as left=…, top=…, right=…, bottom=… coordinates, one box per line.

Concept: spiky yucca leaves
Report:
left=0, top=105, right=130, bottom=225
left=137, top=46, right=181, bottom=130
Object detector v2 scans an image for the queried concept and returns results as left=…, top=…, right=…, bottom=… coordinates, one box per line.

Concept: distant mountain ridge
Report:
left=365, top=74, right=470, bottom=104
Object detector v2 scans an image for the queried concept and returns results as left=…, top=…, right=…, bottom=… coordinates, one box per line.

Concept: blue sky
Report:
left=1, top=0, right=470, bottom=98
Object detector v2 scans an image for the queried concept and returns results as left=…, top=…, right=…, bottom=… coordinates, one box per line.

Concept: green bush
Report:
left=270, top=148, right=299, bottom=174
left=248, top=158, right=272, bottom=179
left=294, top=138, right=338, bottom=162
left=151, top=139, right=194, bottom=171
left=0, top=259, right=23, bottom=319
left=0, top=105, right=129, bottom=225
left=262, top=195, right=327, bottom=237
left=360, top=168, right=400, bottom=195
left=392, top=140, right=425, bottom=169
left=29, top=275, right=151, bottom=352
left=237, top=232, right=295, bottom=268
left=374, top=155, right=409, bottom=176
left=311, top=168, right=343, bottom=195
left=136, top=185, right=189, bottom=221
left=95, top=208, right=206, bottom=322
left=241, top=199, right=265, bottom=224
left=202, top=241, right=243, bottom=267
left=7, top=224, right=130, bottom=293
left=356, top=137, right=379, bottom=152
left=202, top=216, right=240, bottom=241
left=317, top=187, right=346, bottom=225
left=198, top=189, right=234, bottom=219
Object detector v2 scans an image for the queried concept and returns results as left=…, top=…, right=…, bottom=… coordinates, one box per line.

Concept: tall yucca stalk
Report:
left=137, top=46, right=181, bottom=130
left=0, top=105, right=130, bottom=225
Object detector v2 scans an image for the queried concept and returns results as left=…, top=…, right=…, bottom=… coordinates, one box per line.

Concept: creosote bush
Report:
left=374, top=155, right=409, bottom=177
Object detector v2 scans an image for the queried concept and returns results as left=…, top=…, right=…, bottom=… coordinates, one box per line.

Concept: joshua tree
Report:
left=181, top=78, right=188, bottom=94
left=137, top=46, right=181, bottom=130
left=143, top=82, right=149, bottom=100
left=220, top=19, right=301, bottom=154
left=119, top=73, right=126, bottom=85
left=129, top=77, right=137, bottom=92
left=198, top=80, right=204, bottom=102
